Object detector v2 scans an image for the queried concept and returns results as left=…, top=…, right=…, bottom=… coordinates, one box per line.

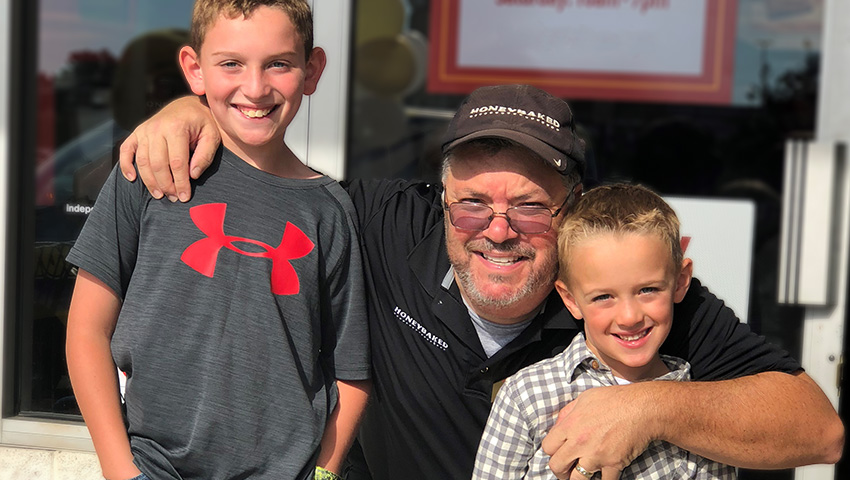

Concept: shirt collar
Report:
left=563, top=333, right=691, bottom=383
left=407, top=218, right=452, bottom=298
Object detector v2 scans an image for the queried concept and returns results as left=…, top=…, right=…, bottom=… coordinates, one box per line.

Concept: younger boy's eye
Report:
left=592, top=294, right=611, bottom=302
left=639, top=287, right=658, bottom=294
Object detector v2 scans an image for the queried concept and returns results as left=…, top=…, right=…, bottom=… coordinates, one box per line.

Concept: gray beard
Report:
left=450, top=239, right=558, bottom=310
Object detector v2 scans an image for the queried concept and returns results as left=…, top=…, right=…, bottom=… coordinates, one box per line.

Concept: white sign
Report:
left=457, top=0, right=707, bottom=75
left=666, top=196, right=755, bottom=323
left=428, top=0, right=737, bottom=104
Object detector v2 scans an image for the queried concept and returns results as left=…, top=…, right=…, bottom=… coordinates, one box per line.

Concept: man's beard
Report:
left=450, top=238, right=558, bottom=310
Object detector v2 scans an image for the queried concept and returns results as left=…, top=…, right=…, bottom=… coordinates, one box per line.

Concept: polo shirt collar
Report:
left=407, top=219, right=451, bottom=298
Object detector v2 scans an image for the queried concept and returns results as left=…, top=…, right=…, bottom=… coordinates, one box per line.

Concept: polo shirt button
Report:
left=480, top=367, right=489, bottom=374
left=591, top=360, right=599, bottom=369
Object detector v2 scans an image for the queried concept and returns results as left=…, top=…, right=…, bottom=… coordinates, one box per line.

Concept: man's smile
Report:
left=477, top=252, right=527, bottom=266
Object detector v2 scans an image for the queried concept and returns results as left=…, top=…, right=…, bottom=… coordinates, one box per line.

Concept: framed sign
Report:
left=428, top=0, right=738, bottom=105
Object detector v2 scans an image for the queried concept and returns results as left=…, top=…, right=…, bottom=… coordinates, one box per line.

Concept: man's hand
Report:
left=541, top=371, right=844, bottom=479
left=541, top=385, right=653, bottom=480
left=118, top=95, right=220, bottom=202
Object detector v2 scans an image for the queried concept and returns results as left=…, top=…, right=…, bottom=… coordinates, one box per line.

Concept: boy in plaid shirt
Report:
left=473, top=183, right=735, bottom=480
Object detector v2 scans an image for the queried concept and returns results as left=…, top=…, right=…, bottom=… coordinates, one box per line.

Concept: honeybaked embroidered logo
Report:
left=468, top=105, right=561, bottom=131
left=181, top=203, right=314, bottom=295
left=394, top=306, right=449, bottom=351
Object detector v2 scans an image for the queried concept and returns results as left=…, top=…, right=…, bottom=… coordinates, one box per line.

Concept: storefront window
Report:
left=21, top=0, right=192, bottom=417
left=346, top=2, right=823, bottom=478
left=10, top=3, right=827, bottom=478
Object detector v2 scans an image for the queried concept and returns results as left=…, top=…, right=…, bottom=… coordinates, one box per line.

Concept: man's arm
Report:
left=541, top=371, right=843, bottom=480
left=118, top=95, right=219, bottom=202
left=316, top=380, right=371, bottom=475
left=66, top=270, right=142, bottom=480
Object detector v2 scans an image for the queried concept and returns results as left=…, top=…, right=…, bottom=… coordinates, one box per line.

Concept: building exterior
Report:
left=0, top=1, right=847, bottom=479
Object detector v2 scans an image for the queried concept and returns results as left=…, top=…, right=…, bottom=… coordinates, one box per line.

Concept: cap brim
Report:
left=443, top=128, right=579, bottom=175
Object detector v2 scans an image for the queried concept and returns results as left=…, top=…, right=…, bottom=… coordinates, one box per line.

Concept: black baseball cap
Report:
left=441, top=84, right=586, bottom=176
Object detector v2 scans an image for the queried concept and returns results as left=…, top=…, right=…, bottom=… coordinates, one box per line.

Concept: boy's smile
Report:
left=239, top=106, right=274, bottom=118
left=556, top=232, right=691, bottom=382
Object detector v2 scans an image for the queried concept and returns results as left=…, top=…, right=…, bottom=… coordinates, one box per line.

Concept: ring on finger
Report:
left=575, top=462, right=594, bottom=479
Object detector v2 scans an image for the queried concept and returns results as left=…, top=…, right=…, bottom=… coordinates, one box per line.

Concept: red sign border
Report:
left=427, top=0, right=738, bottom=105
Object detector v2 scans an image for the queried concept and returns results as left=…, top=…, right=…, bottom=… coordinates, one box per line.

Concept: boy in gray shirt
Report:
left=65, top=2, right=370, bottom=479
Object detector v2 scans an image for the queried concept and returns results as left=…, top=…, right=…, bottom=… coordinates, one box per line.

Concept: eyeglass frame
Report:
left=442, top=193, right=572, bottom=234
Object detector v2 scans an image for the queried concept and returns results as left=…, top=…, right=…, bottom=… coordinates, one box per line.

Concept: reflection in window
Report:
left=25, top=0, right=192, bottom=416
left=346, top=2, right=823, bottom=479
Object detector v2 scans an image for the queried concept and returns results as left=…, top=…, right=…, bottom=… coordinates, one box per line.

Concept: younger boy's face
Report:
left=554, top=232, right=692, bottom=382
left=179, top=6, right=324, bottom=158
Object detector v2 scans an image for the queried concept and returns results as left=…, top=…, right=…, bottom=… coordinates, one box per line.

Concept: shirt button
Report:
left=480, top=367, right=489, bottom=374
left=591, top=360, right=599, bottom=369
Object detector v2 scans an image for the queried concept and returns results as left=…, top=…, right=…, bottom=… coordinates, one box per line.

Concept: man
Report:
left=118, top=85, right=843, bottom=480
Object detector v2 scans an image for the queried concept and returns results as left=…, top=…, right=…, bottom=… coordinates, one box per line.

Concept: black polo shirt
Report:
left=343, top=178, right=800, bottom=480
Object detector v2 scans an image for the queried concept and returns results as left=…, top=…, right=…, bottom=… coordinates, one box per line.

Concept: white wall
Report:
left=0, top=447, right=100, bottom=480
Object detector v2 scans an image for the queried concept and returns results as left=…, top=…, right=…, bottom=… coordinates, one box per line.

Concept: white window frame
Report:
left=0, top=0, right=353, bottom=451
left=796, top=0, right=850, bottom=478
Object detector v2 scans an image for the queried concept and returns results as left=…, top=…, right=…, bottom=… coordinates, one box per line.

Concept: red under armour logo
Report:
left=181, top=203, right=314, bottom=295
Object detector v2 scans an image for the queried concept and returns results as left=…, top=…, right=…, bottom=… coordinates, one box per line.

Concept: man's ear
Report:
left=303, top=47, right=327, bottom=96
left=673, top=258, right=694, bottom=303
left=179, top=46, right=206, bottom=96
left=555, top=279, right=583, bottom=320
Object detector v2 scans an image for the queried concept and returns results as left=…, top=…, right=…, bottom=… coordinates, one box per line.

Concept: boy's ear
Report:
left=178, top=46, right=206, bottom=96
left=673, top=258, right=694, bottom=303
left=555, top=279, right=584, bottom=320
left=303, top=47, right=327, bottom=96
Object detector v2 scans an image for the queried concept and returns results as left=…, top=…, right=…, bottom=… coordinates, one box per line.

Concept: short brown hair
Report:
left=557, top=183, right=682, bottom=283
left=190, top=0, right=313, bottom=58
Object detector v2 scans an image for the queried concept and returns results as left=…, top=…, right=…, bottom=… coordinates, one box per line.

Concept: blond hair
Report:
left=557, top=183, right=682, bottom=283
left=190, top=0, right=313, bottom=57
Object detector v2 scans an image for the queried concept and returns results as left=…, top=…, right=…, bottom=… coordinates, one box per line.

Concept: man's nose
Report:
left=482, top=213, right=520, bottom=244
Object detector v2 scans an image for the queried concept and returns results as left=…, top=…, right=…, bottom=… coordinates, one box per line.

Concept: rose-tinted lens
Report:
left=449, top=204, right=492, bottom=230
left=507, top=208, right=552, bottom=234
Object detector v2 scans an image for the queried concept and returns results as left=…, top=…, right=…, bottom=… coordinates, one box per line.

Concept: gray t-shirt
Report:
left=67, top=147, right=370, bottom=480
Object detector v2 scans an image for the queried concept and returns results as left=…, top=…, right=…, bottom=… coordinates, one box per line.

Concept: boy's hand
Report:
left=118, top=96, right=220, bottom=202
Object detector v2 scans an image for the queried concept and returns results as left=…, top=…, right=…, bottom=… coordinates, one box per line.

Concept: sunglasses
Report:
left=443, top=196, right=570, bottom=234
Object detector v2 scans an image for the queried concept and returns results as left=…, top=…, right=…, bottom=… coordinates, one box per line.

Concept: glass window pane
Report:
left=346, top=3, right=823, bottom=479
left=24, top=0, right=192, bottom=417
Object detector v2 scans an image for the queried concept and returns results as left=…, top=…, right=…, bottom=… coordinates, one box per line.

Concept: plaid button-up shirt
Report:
left=473, top=333, right=736, bottom=480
